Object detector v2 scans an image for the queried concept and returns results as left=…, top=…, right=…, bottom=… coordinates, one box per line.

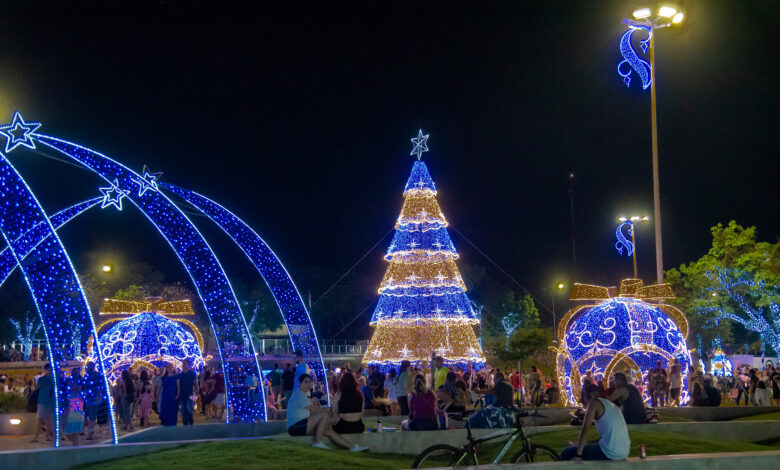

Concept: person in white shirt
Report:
left=561, top=383, right=630, bottom=461
left=287, top=373, right=368, bottom=452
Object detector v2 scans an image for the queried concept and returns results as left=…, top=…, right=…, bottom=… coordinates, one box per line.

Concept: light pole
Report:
left=617, top=216, right=650, bottom=279
left=618, top=6, right=685, bottom=284
left=551, top=282, right=566, bottom=342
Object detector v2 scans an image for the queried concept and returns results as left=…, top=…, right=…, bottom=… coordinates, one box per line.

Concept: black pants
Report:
left=398, top=396, right=409, bottom=415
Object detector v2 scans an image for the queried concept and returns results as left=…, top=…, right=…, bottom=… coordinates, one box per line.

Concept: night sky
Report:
left=0, top=1, right=777, bottom=338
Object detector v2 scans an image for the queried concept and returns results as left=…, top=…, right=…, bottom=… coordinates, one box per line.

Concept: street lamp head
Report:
left=641, top=216, right=650, bottom=221
left=102, top=264, right=112, bottom=273
left=672, top=12, right=684, bottom=24
left=630, top=216, right=641, bottom=221
left=658, top=6, right=677, bottom=18
left=618, top=217, right=627, bottom=222
left=556, top=282, right=565, bottom=290
left=632, top=8, right=652, bottom=19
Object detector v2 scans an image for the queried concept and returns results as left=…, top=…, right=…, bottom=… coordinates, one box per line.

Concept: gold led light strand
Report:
left=364, top=133, right=485, bottom=369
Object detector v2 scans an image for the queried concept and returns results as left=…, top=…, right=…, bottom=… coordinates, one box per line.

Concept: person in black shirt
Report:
left=703, top=379, right=721, bottom=407
left=493, top=373, right=514, bottom=408
left=281, top=363, right=295, bottom=409
left=607, top=372, right=645, bottom=424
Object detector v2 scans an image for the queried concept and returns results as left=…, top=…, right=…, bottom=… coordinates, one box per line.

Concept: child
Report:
left=137, top=382, right=154, bottom=427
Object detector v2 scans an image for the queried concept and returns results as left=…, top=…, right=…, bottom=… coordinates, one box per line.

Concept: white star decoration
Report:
left=99, top=179, right=128, bottom=211
left=398, top=344, right=411, bottom=359
left=435, top=272, right=447, bottom=283
left=435, top=343, right=451, bottom=357
left=410, top=129, right=430, bottom=160
left=0, top=111, right=41, bottom=153
left=414, top=179, right=427, bottom=189
left=408, top=240, right=420, bottom=248
left=406, top=274, right=420, bottom=283
left=393, top=307, right=407, bottom=316
left=131, top=165, right=162, bottom=197
left=419, top=209, right=429, bottom=220
left=433, top=241, right=444, bottom=250
left=432, top=305, right=445, bottom=318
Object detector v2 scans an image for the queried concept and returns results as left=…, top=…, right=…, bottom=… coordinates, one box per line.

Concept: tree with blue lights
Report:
left=667, top=221, right=779, bottom=356
left=363, top=131, right=485, bottom=368
left=9, top=312, right=41, bottom=361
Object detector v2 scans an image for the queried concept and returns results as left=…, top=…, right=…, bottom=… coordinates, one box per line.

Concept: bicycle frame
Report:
left=460, top=420, right=529, bottom=466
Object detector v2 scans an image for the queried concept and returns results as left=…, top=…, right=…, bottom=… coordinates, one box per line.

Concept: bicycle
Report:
left=412, top=409, right=560, bottom=468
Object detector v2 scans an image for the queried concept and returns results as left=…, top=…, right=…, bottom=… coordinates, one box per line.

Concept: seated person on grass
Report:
left=287, top=373, right=369, bottom=452
left=331, top=371, right=366, bottom=434
left=607, top=372, right=646, bottom=424
left=561, top=384, right=630, bottom=461
left=361, top=379, right=389, bottom=415
left=402, top=376, right=440, bottom=431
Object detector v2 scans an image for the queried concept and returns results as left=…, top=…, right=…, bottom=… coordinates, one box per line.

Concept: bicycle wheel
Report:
left=412, top=444, right=474, bottom=468
left=511, top=443, right=560, bottom=463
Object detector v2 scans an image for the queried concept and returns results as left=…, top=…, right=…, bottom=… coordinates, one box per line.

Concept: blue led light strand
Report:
left=617, top=26, right=652, bottom=90
left=615, top=222, right=634, bottom=256
left=160, top=183, right=328, bottom=399
left=0, top=111, right=41, bottom=153
left=30, top=132, right=266, bottom=423
left=0, top=151, right=117, bottom=445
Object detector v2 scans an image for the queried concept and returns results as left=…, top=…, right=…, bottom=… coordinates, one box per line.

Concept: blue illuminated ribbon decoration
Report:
left=617, top=26, right=652, bottom=90
left=0, top=154, right=117, bottom=446
left=615, top=222, right=634, bottom=256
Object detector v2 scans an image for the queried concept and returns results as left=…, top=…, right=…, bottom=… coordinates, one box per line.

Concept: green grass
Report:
left=74, top=439, right=415, bottom=470
left=732, top=411, right=780, bottom=421
left=75, top=427, right=780, bottom=470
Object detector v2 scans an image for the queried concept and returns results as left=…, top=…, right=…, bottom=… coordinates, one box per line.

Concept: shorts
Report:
left=37, top=404, right=52, bottom=419
left=214, top=393, right=226, bottom=406
left=333, top=419, right=365, bottom=434
left=288, top=418, right=308, bottom=436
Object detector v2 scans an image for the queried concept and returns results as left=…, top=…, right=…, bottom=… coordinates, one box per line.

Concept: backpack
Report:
left=468, top=406, right=514, bottom=429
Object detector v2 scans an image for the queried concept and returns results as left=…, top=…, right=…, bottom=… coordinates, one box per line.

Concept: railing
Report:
left=255, top=338, right=368, bottom=356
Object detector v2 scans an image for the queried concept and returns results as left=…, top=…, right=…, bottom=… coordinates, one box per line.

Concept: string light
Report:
left=710, top=339, right=732, bottom=377
left=615, top=222, right=634, bottom=256
left=31, top=132, right=264, bottom=423
left=99, top=179, right=129, bottom=210
left=0, top=149, right=117, bottom=446
left=0, top=111, right=40, bottom=153
left=617, top=26, right=652, bottom=89
left=365, top=142, right=485, bottom=369
left=554, top=279, right=692, bottom=407
left=160, top=183, right=328, bottom=399
left=87, top=312, right=205, bottom=382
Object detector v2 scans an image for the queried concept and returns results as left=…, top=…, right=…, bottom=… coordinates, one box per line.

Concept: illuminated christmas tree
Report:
left=363, top=130, right=485, bottom=369
left=710, top=338, right=733, bottom=377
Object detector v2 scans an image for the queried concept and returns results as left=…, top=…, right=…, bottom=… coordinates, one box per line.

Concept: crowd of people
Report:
left=2, top=352, right=778, bottom=452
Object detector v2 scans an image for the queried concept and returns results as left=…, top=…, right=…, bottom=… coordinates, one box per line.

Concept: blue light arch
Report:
left=0, top=192, right=328, bottom=388
left=0, top=154, right=117, bottom=446
left=0, top=112, right=328, bottom=426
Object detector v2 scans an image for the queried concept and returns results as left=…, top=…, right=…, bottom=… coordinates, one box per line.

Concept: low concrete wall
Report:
left=0, top=412, right=37, bottom=435
left=469, top=450, right=780, bottom=469
left=118, top=421, right=287, bottom=443
left=658, top=405, right=778, bottom=422
left=0, top=441, right=186, bottom=470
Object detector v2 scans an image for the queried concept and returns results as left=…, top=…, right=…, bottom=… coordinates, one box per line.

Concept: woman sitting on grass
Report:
left=402, top=375, right=439, bottom=431
left=287, top=373, right=369, bottom=452
left=331, top=372, right=365, bottom=434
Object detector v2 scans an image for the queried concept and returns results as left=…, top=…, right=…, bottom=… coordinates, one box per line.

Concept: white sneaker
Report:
left=350, top=444, right=370, bottom=452
left=312, top=441, right=332, bottom=450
